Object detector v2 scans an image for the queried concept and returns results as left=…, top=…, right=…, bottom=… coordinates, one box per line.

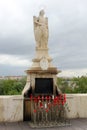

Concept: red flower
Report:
left=34, top=97, right=37, bottom=103
left=47, top=96, right=50, bottom=100
left=38, top=96, right=40, bottom=100
left=53, top=98, right=57, bottom=106
left=30, top=94, right=33, bottom=100
left=34, top=109, right=37, bottom=113
left=62, top=101, right=65, bottom=105
left=46, top=109, right=48, bottom=113
left=40, top=102, right=43, bottom=108
left=49, top=96, right=51, bottom=100
left=42, top=96, right=44, bottom=100
left=55, top=96, right=58, bottom=100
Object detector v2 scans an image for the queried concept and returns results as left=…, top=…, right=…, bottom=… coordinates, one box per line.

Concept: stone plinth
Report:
left=31, top=48, right=56, bottom=71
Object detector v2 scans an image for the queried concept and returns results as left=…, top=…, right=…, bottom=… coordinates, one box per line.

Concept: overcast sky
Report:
left=0, top=0, right=87, bottom=77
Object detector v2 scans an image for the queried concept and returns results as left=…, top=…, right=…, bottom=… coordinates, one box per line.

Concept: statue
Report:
left=33, top=10, right=49, bottom=48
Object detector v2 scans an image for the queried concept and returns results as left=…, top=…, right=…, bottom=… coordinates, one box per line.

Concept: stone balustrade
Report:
left=66, top=94, right=87, bottom=118
left=0, top=95, right=23, bottom=122
left=0, top=94, right=87, bottom=122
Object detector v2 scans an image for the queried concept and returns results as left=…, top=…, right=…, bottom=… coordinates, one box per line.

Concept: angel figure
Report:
left=33, top=10, right=49, bottom=48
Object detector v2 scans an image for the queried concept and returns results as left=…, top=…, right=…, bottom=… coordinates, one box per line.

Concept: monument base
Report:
left=29, top=120, right=71, bottom=128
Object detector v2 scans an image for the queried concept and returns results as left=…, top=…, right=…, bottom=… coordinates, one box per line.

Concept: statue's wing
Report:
left=45, top=17, right=48, bottom=26
left=33, top=16, right=40, bottom=43
left=45, top=17, right=49, bottom=39
left=33, top=16, right=39, bottom=31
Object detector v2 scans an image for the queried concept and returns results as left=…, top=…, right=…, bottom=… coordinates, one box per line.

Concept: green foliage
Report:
left=57, top=76, right=87, bottom=93
left=0, top=77, right=26, bottom=95
left=0, top=76, right=87, bottom=95
left=72, top=76, right=87, bottom=93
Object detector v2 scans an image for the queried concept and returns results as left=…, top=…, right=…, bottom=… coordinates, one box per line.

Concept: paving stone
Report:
left=0, top=119, right=86, bottom=130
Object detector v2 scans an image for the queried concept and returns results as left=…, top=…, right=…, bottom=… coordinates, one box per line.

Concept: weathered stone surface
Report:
left=33, top=10, right=48, bottom=49
left=66, top=94, right=87, bottom=118
left=22, top=10, right=61, bottom=95
left=0, top=94, right=87, bottom=122
left=0, top=95, right=23, bottom=122
left=0, top=118, right=87, bottom=129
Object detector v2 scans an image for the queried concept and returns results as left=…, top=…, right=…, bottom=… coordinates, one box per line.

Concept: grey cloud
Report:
left=0, top=37, right=34, bottom=56
left=0, top=0, right=87, bottom=75
left=0, top=64, right=26, bottom=76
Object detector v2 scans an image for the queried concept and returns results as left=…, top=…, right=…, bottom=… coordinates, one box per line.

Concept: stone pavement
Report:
left=0, top=119, right=87, bottom=130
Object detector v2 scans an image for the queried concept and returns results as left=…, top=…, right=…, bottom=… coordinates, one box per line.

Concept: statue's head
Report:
left=39, top=10, right=45, bottom=16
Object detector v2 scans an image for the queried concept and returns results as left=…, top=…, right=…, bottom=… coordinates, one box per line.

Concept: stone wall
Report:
left=0, top=95, right=23, bottom=122
left=66, top=94, right=87, bottom=118
left=0, top=94, right=87, bottom=122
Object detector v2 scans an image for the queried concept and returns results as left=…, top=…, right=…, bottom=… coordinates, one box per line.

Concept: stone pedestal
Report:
left=22, top=9, right=61, bottom=97
left=22, top=10, right=62, bottom=123
left=22, top=41, right=61, bottom=97
left=31, top=48, right=54, bottom=69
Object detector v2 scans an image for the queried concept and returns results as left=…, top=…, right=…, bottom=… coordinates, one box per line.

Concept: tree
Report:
left=57, top=76, right=87, bottom=93
left=0, top=77, right=26, bottom=95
